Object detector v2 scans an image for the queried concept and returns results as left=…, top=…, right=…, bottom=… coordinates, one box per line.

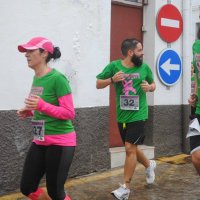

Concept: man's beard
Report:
left=131, top=55, right=143, bottom=67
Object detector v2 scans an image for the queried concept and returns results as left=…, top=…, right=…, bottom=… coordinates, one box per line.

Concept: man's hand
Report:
left=112, top=71, right=125, bottom=83
left=188, top=94, right=198, bottom=107
left=140, top=80, right=152, bottom=92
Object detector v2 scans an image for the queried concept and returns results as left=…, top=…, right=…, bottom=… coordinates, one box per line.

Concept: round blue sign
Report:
left=157, top=48, right=182, bottom=86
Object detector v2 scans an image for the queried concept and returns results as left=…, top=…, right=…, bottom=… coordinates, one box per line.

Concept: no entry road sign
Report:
left=156, top=4, right=183, bottom=43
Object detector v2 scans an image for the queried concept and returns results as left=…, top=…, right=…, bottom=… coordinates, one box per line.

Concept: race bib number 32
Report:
left=120, top=95, right=139, bottom=110
left=31, top=120, right=45, bottom=141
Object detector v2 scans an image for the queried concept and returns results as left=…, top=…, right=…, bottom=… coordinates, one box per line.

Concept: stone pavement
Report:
left=0, top=154, right=200, bottom=200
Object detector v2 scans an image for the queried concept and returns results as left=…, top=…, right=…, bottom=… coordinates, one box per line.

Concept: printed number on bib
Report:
left=120, top=95, right=139, bottom=110
left=32, top=120, right=45, bottom=141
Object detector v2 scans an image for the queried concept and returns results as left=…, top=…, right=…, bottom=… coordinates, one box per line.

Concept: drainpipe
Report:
left=182, top=0, right=191, bottom=153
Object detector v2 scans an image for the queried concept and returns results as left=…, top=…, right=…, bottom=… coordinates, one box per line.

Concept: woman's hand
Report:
left=17, top=108, right=32, bottom=119
left=24, top=94, right=40, bottom=110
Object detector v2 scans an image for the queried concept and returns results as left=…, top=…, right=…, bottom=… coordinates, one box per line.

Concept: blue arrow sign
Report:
left=157, top=48, right=182, bottom=86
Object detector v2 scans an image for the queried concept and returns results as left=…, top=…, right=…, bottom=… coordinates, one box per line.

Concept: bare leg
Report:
left=136, top=147, right=150, bottom=168
left=123, top=142, right=137, bottom=188
left=191, top=150, right=200, bottom=175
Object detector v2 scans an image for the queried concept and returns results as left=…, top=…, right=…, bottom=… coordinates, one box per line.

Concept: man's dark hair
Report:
left=121, top=38, right=140, bottom=56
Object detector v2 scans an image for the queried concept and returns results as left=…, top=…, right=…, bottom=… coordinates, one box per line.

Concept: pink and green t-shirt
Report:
left=29, top=68, right=76, bottom=146
left=193, top=40, right=200, bottom=115
left=96, top=60, right=154, bottom=123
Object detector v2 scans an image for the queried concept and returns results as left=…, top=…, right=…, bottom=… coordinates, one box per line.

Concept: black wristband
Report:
left=111, top=77, right=114, bottom=84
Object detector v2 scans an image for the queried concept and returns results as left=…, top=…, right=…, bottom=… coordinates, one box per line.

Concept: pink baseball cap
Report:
left=18, top=37, right=54, bottom=54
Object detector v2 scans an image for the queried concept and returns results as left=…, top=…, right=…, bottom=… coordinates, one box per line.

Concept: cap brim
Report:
left=18, top=44, right=38, bottom=52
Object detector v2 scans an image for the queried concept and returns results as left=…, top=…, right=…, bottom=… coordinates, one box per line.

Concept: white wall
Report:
left=143, top=0, right=184, bottom=106
left=192, top=0, right=200, bottom=7
left=0, top=0, right=111, bottom=110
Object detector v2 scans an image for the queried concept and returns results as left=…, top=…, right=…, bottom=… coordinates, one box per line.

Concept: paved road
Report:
left=0, top=154, right=199, bottom=200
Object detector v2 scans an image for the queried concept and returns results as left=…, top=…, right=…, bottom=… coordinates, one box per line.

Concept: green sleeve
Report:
left=96, top=62, right=115, bottom=80
left=55, top=74, right=71, bottom=97
left=145, top=65, right=154, bottom=84
left=192, top=42, right=195, bottom=68
left=192, top=40, right=200, bottom=69
left=193, top=62, right=198, bottom=74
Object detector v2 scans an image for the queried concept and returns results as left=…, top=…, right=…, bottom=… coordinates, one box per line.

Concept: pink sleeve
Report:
left=36, top=94, right=75, bottom=120
left=27, top=111, right=34, bottom=117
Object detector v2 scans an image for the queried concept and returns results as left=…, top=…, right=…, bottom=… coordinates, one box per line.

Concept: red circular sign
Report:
left=156, top=4, right=183, bottom=43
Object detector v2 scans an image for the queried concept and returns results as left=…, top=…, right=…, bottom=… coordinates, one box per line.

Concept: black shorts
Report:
left=118, top=120, right=146, bottom=145
left=190, top=114, right=200, bottom=154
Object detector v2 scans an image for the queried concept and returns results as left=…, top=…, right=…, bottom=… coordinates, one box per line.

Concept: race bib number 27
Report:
left=31, top=120, right=45, bottom=141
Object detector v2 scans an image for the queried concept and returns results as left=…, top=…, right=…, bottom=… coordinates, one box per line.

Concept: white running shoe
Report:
left=146, top=160, right=156, bottom=184
left=111, top=183, right=130, bottom=200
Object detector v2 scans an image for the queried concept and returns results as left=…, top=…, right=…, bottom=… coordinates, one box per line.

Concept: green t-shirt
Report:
left=192, top=40, right=200, bottom=114
left=31, top=68, right=74, bottom=135
left=191, top=73, right=195, bottom=94
left=96, top=60, right=154, bottom=123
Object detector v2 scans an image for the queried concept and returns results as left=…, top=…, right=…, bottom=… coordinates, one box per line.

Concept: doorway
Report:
left=109, top=2, right=143, bottom=147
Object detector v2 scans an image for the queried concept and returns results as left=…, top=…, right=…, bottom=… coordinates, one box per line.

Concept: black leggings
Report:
left=20, top=143, right=75, bottom=200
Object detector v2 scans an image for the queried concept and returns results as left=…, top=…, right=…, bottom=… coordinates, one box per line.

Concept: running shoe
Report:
left=64, top=194, right=71, bottom=200
left=146, top=160, right=156, bottom=184
left=111, top=183, right=130, bottom=200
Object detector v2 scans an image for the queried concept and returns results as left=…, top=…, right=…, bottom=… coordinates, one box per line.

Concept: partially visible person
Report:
left=190, top=63, right=196, bottom=119
left=96, top=38, right=156, bottom=200
left=188, top=28, right=200, bottom=175
left=17, top=37, right=75, bottom=200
